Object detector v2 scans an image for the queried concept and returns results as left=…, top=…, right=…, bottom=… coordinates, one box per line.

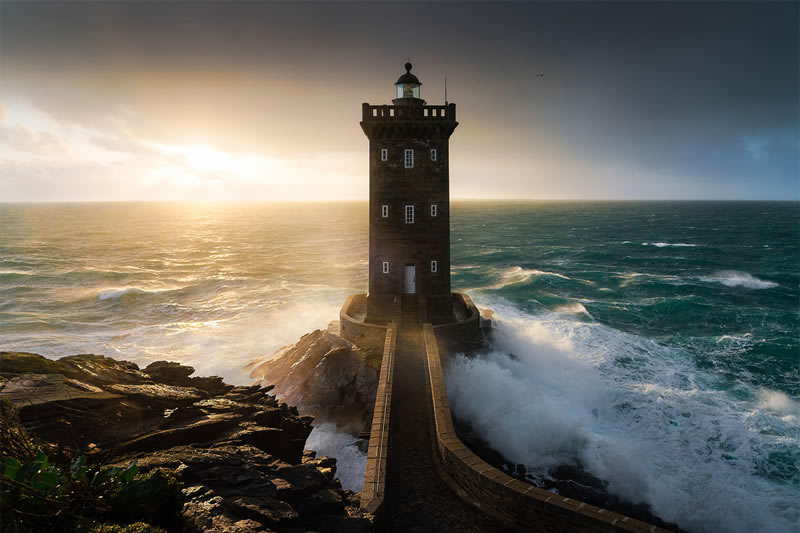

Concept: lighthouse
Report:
left=360, top=63, right=458, bottom=325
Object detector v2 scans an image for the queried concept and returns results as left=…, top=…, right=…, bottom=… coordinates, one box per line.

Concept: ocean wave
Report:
left=617, top=272, right=685, bottom=287
left=716, top=333, right=753, bottom=344
left=554, top=302, right=591, bottom=317
left=642, top=242, right=699, bottom=248
left=0, top=270, right=34, bottom=276
left=700, top=271, right=779, bottom=289
left=97, top=286, right=173, bottom=300
left=446, top=301, right=800, bottom=533
left=476, top=248, right=505, bottom=256
left=488, top=266, right=570, bottom=289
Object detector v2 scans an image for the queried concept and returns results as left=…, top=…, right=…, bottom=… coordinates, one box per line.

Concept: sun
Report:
left=159, top=143, right=235, bottom=172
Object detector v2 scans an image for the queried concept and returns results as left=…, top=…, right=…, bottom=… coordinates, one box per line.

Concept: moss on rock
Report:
left=0, top=352, right=62, bottom=375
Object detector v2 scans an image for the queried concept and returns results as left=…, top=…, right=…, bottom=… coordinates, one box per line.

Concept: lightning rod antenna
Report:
left=444, top=56, right=448, bottom=105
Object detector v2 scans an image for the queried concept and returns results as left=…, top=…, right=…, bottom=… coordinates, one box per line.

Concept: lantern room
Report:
left=395, top=62, right=422, bottom=100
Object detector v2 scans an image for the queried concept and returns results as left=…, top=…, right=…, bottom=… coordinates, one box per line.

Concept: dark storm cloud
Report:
left=1, top=1, right=797, bottom=199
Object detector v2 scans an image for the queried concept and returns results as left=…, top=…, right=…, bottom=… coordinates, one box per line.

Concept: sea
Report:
left=0, top=201, right=797, bottom=533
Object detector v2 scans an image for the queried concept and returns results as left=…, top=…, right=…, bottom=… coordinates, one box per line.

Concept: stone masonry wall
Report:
left=340, top=294, right=390, bottom=349
left=361, top=326, right=397, bottom=514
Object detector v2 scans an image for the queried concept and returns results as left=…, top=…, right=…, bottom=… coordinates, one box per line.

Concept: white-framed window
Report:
left=431, top=260, right=438, bottom=273
left=431, top=204, right=438, bottom=217
left=380, top=148, right=388, bottom=161
left=382, top=261, right=389, bottom=274
left=431, top=148, right=438, bottom=161
left=405, top=205, right=415, bottom=224
left=404, top=149, right=414, bottom=168
left=381, top=205, right=389, bottom=218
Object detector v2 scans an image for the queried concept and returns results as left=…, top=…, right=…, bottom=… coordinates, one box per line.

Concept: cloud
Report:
left=0, top=123, right=68, bottom=155
left=0, top=1, right=796, bottom=200
left=0, top=101, right=7, bottom=122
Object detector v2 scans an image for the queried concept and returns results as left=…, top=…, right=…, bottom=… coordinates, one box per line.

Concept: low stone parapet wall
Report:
left=360, top=325, right=397, bottom=514
left=432, top=293, right=483, bottom=350
left=422, top=323, right=669, bottom=533
left=340, top=293, right=389, bottom=349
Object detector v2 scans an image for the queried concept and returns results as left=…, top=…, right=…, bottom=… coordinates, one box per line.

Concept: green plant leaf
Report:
left=73, top=465, right=88, bottom=483
left=35, top=450, right=50, bottom=470
left=3, top=457, right=22, bottom=480
left=31, top=470, right=60, bottom=492
left=119, top=460, right=138, bottom=483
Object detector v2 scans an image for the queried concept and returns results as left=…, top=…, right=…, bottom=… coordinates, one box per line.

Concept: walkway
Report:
left=379, top=303, right=510, bottom=533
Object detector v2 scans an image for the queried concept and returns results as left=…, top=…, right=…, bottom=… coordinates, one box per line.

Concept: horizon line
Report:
left=1, top=198, right=799, bottom=205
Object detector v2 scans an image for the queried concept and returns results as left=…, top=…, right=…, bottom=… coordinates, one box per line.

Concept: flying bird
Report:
left=536, top=73, right=544, bottom=77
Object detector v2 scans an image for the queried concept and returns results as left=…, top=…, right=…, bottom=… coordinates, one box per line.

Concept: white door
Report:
left=404, top=265, right=416, bottom=294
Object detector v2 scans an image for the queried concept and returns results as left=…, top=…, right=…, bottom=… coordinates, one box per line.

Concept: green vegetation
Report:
left=0, top=399, right=178, bottom=533
left=0, top=351, right=62, bottom=374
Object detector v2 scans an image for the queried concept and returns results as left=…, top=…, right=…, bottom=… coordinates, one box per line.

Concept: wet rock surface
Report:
left=0, top=351, right=371, bottom=533
left=247, top=327, right=381, bottom=432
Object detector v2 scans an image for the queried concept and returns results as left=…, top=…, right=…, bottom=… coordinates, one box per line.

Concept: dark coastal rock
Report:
left=144, top=361, right=231, bottom=395
left=181, top=488, right=273, bottom=533
left=224, top=495, right=298, bottom=524
left=58, top=354, right=153, bottom=385
left=115, top=414, right=242, bottom=453
left=106, top=383, right=208, bottom=406
left=0, top=351, right=370, bottom=533
left=143, top=360, right=195, bottom=382
left=247, top=328, right=382, bottom=432
left=0, top=373, right=121, bottom=407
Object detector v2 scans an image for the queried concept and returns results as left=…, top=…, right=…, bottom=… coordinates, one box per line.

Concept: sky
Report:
left=0, top=1, right=797, bottom=202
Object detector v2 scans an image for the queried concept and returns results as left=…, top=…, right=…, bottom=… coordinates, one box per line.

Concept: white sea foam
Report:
left=700, top=271, right=779, bottom=289
left=759, top=390, right=800, bottom=416
left=305, top=423, right=367, bottom=492
left=39, top=288, right=348, bottom=385
left=642, top=242, right=698, bottom=248
left=488, top=266, right=570, bottom=289
left=0, top=270, right=33, bottom=276
left=554, top=302, right=591, bottom=317
left=446, top=301, right=800, bottom=533
left=617, top=272, right=684, bottom=287
left=98, top=287, right=160, bottom=300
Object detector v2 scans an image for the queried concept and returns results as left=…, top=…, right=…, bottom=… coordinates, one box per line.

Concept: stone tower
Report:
left=360, top=63, right=458, bottom=324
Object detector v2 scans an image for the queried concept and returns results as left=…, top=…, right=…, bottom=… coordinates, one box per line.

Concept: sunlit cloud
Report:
left=0, top=123, right=68, bottom=155
left=0, top=2, right=796, bottom=201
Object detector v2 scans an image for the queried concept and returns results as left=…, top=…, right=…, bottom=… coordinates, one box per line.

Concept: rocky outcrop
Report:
left=0, top=351, right=371, bottom=533
left=247, top=327, right=382, bottom=432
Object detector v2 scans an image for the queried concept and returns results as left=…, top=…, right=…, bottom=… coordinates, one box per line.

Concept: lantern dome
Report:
left=395, top=62, right=421, bottom=100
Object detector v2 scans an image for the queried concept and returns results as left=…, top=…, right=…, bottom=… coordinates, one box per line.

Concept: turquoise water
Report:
left=451, top=201, right=799, bottom=396
left=0, top=201, right=798, bottom=532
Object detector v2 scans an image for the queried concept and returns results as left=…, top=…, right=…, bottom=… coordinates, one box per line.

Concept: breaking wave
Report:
left=97, top=286, right=171, bottom=300
left=445, top=304, right=799, bottom=533
left=553, top=302, right=591, bottom=317
left=700, top=271, right=779, bottom=289
left=488, top=266, right=570, bottom=289
left=642, top=242, right=699, bottom=247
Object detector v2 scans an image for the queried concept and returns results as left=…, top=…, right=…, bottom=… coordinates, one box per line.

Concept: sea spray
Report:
left=306, top=423, right=367, bottom=492
left=446, top=305, right=799, bottom=533
left=699, top=270, right=780, bottom=289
